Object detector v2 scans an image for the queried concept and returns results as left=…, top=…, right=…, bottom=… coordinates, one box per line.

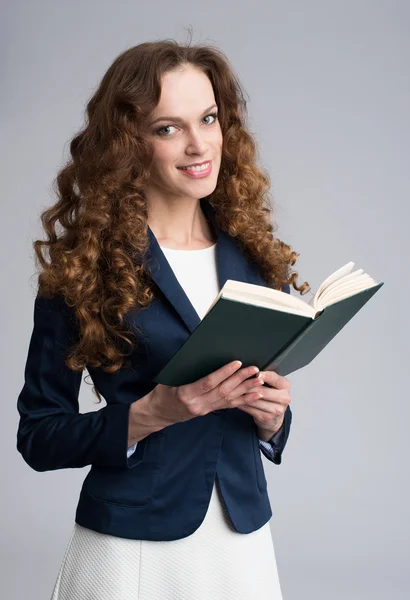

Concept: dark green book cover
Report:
left=153, top=282, right=384, bottom=387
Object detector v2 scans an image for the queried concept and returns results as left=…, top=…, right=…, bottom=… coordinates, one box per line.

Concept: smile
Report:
left=177, top=161, right=212, bottom=178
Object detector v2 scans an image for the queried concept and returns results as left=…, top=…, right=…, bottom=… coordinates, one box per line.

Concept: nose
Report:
left=185, top=128, right=208, bottom=154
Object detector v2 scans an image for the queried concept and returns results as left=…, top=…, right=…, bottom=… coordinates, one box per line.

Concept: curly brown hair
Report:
left=33, top=38, right=310, bottom=388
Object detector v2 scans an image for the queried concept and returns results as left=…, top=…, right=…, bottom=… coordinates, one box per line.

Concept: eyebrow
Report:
left=148, top=104, right=218, bottom=126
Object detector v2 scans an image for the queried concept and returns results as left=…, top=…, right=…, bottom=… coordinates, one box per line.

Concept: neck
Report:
left=147, top=198, right=215, bottom=249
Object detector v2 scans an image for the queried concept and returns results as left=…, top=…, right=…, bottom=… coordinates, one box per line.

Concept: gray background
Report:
left=2, top=1, right=409, bottom=599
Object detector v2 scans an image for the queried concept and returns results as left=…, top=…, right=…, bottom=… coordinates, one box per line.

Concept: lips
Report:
left=177, top=160, right=213, bottom=178
left=177, top=160, right=211, bottom=169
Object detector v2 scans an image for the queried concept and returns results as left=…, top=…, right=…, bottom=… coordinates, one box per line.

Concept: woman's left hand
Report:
left=237, top=370, right=291, bottom=434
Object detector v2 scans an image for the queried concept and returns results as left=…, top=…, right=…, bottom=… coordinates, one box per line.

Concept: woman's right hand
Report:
left=147, top=360, right=265, bottom=427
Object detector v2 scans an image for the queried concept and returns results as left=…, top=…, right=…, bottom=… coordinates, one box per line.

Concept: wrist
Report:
left=256, top=418, right=284, bottom=442
left=128, top=393, right=167, bottom=445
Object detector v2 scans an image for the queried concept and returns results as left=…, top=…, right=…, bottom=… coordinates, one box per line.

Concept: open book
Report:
left=153, top=262, right=384, bottom=386
left=206, top=261, right=380, bottom=319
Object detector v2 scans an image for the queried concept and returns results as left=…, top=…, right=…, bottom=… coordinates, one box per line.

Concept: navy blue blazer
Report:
left=16, top=197, right=292, bottom=541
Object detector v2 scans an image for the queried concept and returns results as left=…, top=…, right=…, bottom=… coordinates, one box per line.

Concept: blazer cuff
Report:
left=258, top=405, right=292, bottom=465
left=127, top=442, right=138, bottom=458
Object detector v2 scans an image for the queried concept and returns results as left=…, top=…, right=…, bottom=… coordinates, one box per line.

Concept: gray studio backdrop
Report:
left=2, top=2, right=409, bottom=599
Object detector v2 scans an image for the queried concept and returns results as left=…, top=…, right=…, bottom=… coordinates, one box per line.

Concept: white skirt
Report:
left=50, top=478, right=283, bottom=600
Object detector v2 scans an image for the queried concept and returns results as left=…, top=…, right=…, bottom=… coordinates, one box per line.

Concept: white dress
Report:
left=49, top=244, right=284, bottom=600
left=50, top=478, right=283, bottom=600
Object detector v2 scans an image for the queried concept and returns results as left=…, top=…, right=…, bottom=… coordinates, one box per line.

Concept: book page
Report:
left=310, top=262, right=356, bottom=308
left=319, top=276, right=378, bottom=307
left=316, top=269, right=365, bottom=304
left=223, top=280, right=315, bottom=317
left=225, top=294, right=314, bottom=316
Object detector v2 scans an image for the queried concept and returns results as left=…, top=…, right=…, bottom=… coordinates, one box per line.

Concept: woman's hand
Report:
left=237, top=370, right=291, bottom=436
left=146, top=360, right=266, bottom=427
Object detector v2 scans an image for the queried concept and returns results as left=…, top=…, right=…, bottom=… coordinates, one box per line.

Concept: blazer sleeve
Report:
left=16, top=294, right=135, bottom=472
left=258, top=405, right=292, bottom=464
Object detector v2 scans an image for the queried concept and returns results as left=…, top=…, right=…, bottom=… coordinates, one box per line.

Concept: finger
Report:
left=215, top=367, right=268, bottom=408
left=231, top=374, right=265, bottom=400
left=261, top=370, right=290, bottom=390
left=246, top=378, right=266, bottom=394
left=238, top=402, right=286, bottom=428
left=245, top=385, right=288, bottom=404
left=237, top=404, right=272, bottom=421
left=238, top=396, right=279, bottom=415
left=185, top=361, right=256, bottom=401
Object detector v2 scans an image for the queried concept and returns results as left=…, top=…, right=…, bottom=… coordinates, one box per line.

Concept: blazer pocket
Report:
left=252, top=431, right=268, bottom=493
left=84, top=431, right=167, bottom=507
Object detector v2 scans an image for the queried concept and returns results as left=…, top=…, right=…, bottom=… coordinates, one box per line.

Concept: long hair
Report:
left=33, top=38, right=310, bottom=394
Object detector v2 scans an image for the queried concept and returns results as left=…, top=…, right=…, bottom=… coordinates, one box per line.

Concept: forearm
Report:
left=128, top=393, right=169, bottom=446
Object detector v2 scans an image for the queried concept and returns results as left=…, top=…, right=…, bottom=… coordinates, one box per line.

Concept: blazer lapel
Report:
left=144, top=197, right=261, bottom=334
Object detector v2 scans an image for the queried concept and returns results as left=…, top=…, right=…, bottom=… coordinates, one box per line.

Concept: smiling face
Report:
left=142, top=64, right=223, bottom=205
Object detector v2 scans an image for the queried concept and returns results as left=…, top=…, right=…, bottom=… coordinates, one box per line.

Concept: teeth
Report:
left=179, top=162, right=210, bottom=172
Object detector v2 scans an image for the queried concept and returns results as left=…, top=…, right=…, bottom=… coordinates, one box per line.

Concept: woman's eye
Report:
left=155, top=112, right=218, bottom=137
left=203, top=112, right=218, bottom=125
left=156, top=125, right=176, bottom=136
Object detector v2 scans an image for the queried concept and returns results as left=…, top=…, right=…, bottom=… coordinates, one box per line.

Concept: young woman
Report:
left=16, top=39, right=309, bottom=600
